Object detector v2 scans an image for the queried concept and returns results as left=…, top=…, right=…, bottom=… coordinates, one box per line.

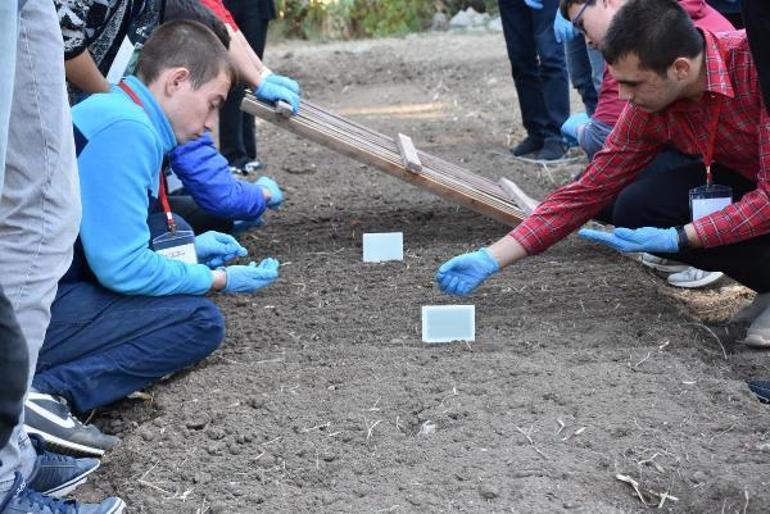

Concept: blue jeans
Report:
left=499, top=0, right=570, bottom=143
left=565, top=36, right=604, bottom=115
left=34, top=283, right=225, bottom=413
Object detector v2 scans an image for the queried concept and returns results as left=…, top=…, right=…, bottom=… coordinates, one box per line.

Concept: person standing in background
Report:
left=498, top=0, right=570, bottom=161
left=218, top=0, right=277, bottom=175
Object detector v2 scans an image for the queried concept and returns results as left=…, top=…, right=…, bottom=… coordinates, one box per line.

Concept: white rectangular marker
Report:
left=363, top=232, right=404, bottom=262
left=421, top=305, right=475, bottom=343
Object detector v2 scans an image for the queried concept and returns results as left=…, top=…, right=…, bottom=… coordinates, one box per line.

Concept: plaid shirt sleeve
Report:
left=692, top=110, right=770, bottom=247
left=508, top=107, right=664, bottom=255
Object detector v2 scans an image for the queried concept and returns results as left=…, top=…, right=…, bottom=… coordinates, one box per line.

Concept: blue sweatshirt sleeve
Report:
left=78, top=120, right=214, bottom=295
left=168, top=132, right=268, bottom=220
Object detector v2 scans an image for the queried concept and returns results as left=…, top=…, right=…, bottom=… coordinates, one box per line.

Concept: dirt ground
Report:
left=80, top=32, right=770, bottom=513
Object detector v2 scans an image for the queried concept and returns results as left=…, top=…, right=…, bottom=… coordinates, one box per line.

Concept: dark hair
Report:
left=559, top=0, right=589, bottom=20
left=602, top=0, right=704, bottom=76
left=136, top=20, right=237, bottom=90
left=163, top=0, right=230, bottom=49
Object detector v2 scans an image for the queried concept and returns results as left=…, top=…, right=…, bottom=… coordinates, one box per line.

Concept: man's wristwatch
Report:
left=675, top=225, right=690, bottom=250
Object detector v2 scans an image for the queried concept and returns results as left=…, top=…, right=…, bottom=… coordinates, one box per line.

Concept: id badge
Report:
left=151, top=230, right=197, bottom=264
left=689, top=184, right=732, bottom=221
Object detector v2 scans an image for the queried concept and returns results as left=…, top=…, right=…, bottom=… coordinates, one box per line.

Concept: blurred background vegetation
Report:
left=273, top=0, right=499, bottom=39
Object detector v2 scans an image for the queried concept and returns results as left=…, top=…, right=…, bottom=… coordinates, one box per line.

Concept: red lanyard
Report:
left=117, top=81, right=177, bottom=232
left=678, top=95, right=722, bottom=187
left=679, top=42, right=728, bottom=187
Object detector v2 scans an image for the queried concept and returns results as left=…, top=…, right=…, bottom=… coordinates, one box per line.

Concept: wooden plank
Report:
left=497, top=177, right=540, bottom=215
left=240, top=95, right=526, bottom=227
left=276, top=100, right=294, bottom=118
left=396, top=133, right=422, bottom=173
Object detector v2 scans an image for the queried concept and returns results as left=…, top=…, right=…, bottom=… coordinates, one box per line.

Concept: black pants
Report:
left=219, top=0, right=273, bottom=168
left=600, top=160, right=770, bottom=293
left=0, top=286, right=29, bottom=450
left=168, top=195, right=233, bottom=235
left=743, top=0, right=770, bottom=113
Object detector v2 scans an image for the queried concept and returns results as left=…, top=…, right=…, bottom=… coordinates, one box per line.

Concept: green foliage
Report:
left=274, top=0, right=436, bottom=39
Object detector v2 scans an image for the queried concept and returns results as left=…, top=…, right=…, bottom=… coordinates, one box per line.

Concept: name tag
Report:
left=689, top=184, right=732, bottom=221
left=152, top=230, right=197, bottom=264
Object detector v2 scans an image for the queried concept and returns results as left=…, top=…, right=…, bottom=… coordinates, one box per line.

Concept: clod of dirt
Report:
left=478, top=482, right=500, bottom=500
left=418, top=420, right=436, bottom=435
left=185, top=415, right=209, bottom=430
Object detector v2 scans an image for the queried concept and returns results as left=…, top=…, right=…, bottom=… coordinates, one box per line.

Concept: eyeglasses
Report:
left=572, top=0, right=595, bottom=34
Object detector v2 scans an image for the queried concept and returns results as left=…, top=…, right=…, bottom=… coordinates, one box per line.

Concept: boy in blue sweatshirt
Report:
left=29, top=20, right=280, bottom=425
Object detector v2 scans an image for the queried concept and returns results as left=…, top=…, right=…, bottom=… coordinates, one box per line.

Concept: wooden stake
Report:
left=497, top=177, right=540, bottom=215
left=396, top=133, right=422, bottom=173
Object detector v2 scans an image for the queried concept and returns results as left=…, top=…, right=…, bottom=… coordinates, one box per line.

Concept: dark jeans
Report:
left=219, top=0, right=272, bottom=168
left=499, top=0, right=569, bottom=143
left=565, top=36, right=602, bottom=115
left=169, top=194, right=234, bottom=235
left=0, top=286, right=28, bottom=451
left=33, top=214, right=226, bottom=413
left=599, top=160, right=770, bottom=293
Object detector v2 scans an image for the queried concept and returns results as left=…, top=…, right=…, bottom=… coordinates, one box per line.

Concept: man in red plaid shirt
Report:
left=436, top=0, right=770, bottom=346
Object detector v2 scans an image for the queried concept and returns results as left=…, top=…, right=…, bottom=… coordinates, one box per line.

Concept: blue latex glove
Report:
left=523, top=0, right=543, bottom=9
left=264, top=73, right=300, bottom=95
left=561, top=112, right=590, bottom=146
left=435, top=248, right=500, bottom=296
left=578, top=227, right=679, bottom=253
left=553, top=10, right=576, bottom=43
left=256, top=77, right=300, bottom=114
left=223, top=258, right=280, bottom=293
left=232, top=218, right=264, bottom=237
left=195, top=231, right=247, bottom=268
left=255, top=176, right=283, bottom=210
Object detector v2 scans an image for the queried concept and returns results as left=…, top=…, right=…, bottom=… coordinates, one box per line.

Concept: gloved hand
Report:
left=255, top=176, right=283, bottom=210
left=195, top=231, right=247, bottom=268
left=256, top=74, right=300, bottom=114
left=223, top=258, right=280, bottom=293
left=578, top=226, right=679, bottom=253
left=523, top=0, right=543, bottom=9
left=553, top=10, right=576, bottom=43
left=264, top=73, right=300, bottom=95
left=232, top=218, right=264, bottom=237
left=435, top=248, right=500, bottom=296
left=561, top=112, right=590, bottom=146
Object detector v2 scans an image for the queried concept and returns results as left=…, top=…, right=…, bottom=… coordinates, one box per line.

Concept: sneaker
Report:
left=0, top=473, right=125, bottom=514
left=535, top=139, right=568, bottom=161
left=27, top=435, right=99, bottom=498
left=638, top=253, right=689, bottom=273
left=731, top=292, right=770, bottom=324
left=510, top=136, right=543, bottom=157
left=748, top=380, right=770, bottom=403
left=666, top=267, right=724, bottom=289
left=242, top=160, right=266, bottom=174
left=744, top=303, right=770, bottom=348
left=24, top=392, right=120, bottom=458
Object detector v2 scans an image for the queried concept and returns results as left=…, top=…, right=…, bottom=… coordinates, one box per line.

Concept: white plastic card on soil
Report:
left=421, top=305, right=475, bottom=343
left=362, top=232, right=404, bottom=262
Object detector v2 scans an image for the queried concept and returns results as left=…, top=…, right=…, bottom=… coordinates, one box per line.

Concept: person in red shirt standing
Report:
left=436, top=0, right=770, bottom=349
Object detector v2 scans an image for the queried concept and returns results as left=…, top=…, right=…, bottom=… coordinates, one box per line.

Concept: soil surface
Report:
left=81, top=32, right=770, bottom=513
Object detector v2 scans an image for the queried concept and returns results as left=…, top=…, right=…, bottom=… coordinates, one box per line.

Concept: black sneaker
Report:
left=510, top=136, right=544, bottom=157
left=535, top=139, right=569, bottom=161
left=0, top=473, right=125, bottom=514
left=27, top=435, right=100, bottom=498
left=24, top=392, right=120, bottom=458
left=748, top=380, right=770, bottom=403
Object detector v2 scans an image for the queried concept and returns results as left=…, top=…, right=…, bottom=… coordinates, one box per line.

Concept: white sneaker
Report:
left=666, top=267, right=723, bottom=289
left=745, top=302, right=770, bottom=348
left=638, top=253, right=689, bottom=273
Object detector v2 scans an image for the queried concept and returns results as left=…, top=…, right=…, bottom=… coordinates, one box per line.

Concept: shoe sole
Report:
left=743, top=334, right=770, bottom=348
left=668, top=272, right=724, bottom=289
left=24, top=425, right=106, bottom=457
left=43, top=461, right=100, bottom=498
left=638, top=259, right=689, bottom=274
